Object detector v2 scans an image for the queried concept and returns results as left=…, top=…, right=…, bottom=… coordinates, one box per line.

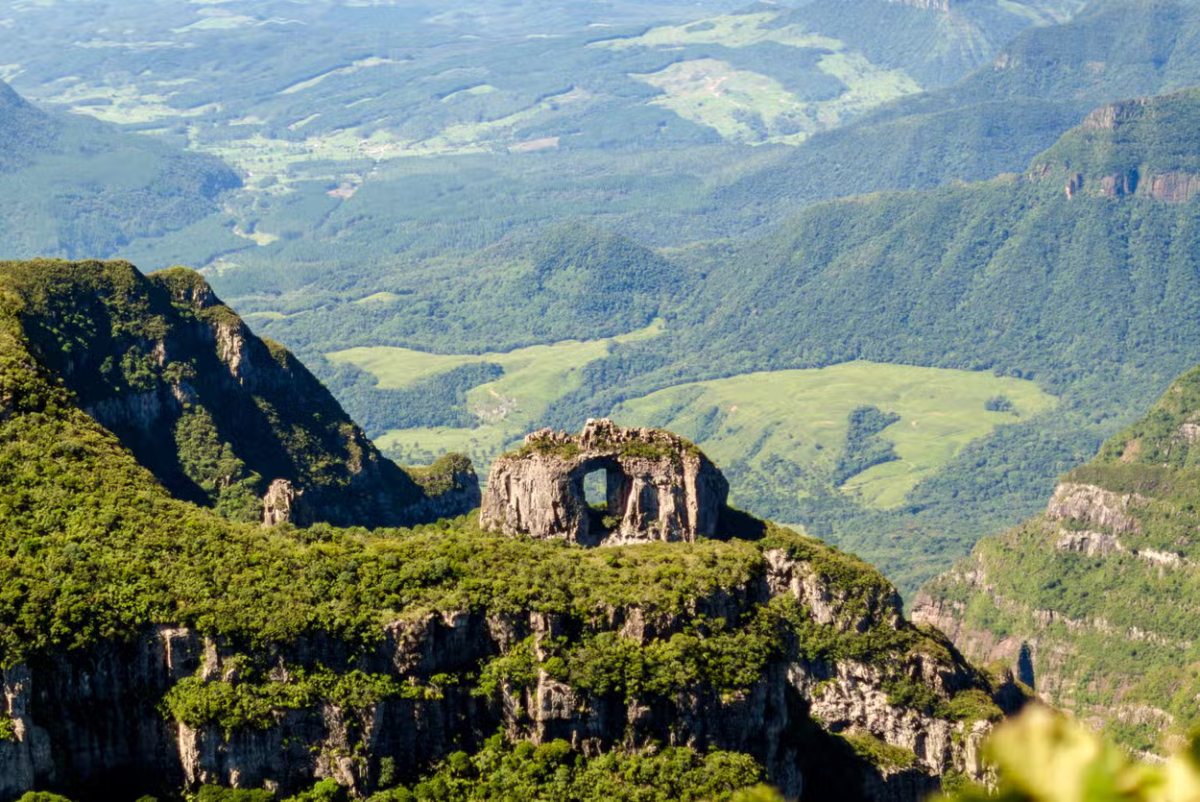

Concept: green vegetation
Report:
left=0, top=259, right=464, bottom=528
left=366, top=737, right=765, bottom=802
left=329, top=317, right=664, bottom=467
left=17, top=0, right=1192, bottom=603
left=0, top=80, right=239, bottom=260
left=609, top=361, right=1056, bottom=512
left=833, top=405, right=902, bottom=488
left=162, top=668, right=426, bottom=735
left=919, top=364, right=1200, bottom=752
left=840, top=731, right=918, bottom=772
left=941, top=706, right=1200, bottom=802
left=0, top=257, right=1008, bottom=801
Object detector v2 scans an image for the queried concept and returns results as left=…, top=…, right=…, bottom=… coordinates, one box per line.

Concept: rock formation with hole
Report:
left=480, top=419, right=729, bottom=546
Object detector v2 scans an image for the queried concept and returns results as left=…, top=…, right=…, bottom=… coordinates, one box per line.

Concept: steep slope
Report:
left=913, top=365, right=1200, bottom=754
left=0, top=82, right=57, bottom=175
left=721, top=0, right=1200, bottom=221
left=0, top=259, right=477, bottom=526
left=0, top=80, right=239, bottom=259
left=697, top=88, right=1200, bottom=389
left=242, top=224, right=687, bottom=354
left=783, top=0, right=1084, bottom=89
left=0, top=279, right=1014, bottom=800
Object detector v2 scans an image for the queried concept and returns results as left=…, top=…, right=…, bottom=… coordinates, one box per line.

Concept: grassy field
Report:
left=609, top=9, right=922, bottom=144
left=590, top=11, right=843, bottom=51
left=328, top=321, right=665, bottom=468
left=332, top=344, right=1055, bottom=504
left=632, top=59, right=810, bottom=144
left=610, top=362, right=1057, bottom=509
left=630, top=52, right=919, bottom=145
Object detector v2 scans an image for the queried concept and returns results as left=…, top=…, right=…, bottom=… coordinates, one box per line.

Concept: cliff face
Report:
left=914, top=365, right=1200, bottom=754
left=1032, top=89, right=1200, bottom=204
left=1, top=533, right=1009, bottom=801
left=0, top=259, right=477, bottom=527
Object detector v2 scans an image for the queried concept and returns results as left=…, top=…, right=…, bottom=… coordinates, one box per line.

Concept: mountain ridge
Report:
left=913, top=362, right=1200, bottom=754
left=0, top=259, right=478, bottom=527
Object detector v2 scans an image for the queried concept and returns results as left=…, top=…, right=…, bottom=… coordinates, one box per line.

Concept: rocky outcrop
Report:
left=1045, top=482, right=1144, bottom=535
left=480, top=419, right=729, bottom=546
left=1145, top=172, right=1200, bottom=204
left=1080, top=98, right=1149, bottom=132
left=0, top=626, right=204, bottom=800
left=765, top=548, right=903, bottom=633
left=262, top=479, right=309, bottom=527
left=1054, top=529, right=1124, bottom=556
left=1042, top=94, right=1200, bottom=204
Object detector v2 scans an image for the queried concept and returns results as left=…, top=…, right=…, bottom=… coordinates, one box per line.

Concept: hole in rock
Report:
left=583, top=468, right=608, bottom=509
left=578, top=463, right=625, bottom=536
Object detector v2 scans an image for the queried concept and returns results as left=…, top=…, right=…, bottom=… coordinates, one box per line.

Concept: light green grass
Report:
left=344, top=352, right=1053, bottom=504
left=630, top=54, right=919, bottom=145
left=609, top=362, right=1057, bottom=509
left=605, top=9, right=921, bottom=145
left=591, top=11, right=843, bottom=51
left=440, top=84, right=499, bottom=103
left=279, top=57, right=400, bottom=95
left=330, top=321, right=664, bottom=468
left=352, top=291, right=405, bottom=306
left=42, top=80, right=220, bottom=125
left=632, top=58, right=810, bottom=144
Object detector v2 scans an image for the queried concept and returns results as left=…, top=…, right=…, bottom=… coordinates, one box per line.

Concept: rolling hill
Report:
left=0, top=80, right=240, bottom=259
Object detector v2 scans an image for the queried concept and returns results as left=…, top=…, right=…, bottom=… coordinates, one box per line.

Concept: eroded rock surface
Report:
left=480, top=419, right=729, bottom=546
left=262, top=479, right=309, bottom=527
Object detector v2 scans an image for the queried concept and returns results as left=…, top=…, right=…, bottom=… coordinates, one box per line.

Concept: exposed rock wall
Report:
left=480, top=419, right=729, bottom=546
left=262, top=479, right=309, bottom=527
left=0, top=627, right=201, bottom=800
left=1, top=552, right=999, bottom=802
left=1040, top=95, right=1200, bottom=204
left=1045, top=483, right=1143, bottom=535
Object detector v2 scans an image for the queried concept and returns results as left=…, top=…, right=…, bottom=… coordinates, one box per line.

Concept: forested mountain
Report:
left=721, top=0, right=1200, bottom=221
left=0, top=260, right=477, bottom=526
left=914, top=362, right=1200, bottom=756
left=781, top=0, right=1084, bottom=88
left=0, top=81, right=240, bottom=259
left=0, top=258, right=1015, bottom=801
left=8, top=0, right=1200, bottom=601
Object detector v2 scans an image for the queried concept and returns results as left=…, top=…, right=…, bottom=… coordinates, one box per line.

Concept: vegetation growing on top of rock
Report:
left=0, top=259, right=1008, bottom=800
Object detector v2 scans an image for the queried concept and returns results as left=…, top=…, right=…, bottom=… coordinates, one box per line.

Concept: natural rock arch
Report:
left=480, top=419, right=729, bottom=546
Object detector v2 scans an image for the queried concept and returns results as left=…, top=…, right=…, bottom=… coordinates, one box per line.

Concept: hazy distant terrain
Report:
left=12, top=0, right=1200, bottom=594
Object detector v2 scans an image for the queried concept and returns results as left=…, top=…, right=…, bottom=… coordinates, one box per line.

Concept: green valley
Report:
left=610, top=362, right=1057, bottom=510
left=330, top=320, right=665, bottom=466
left=0, top=260, right=1008, bottom=801
left=915, top=363, right=1200, bottom=755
